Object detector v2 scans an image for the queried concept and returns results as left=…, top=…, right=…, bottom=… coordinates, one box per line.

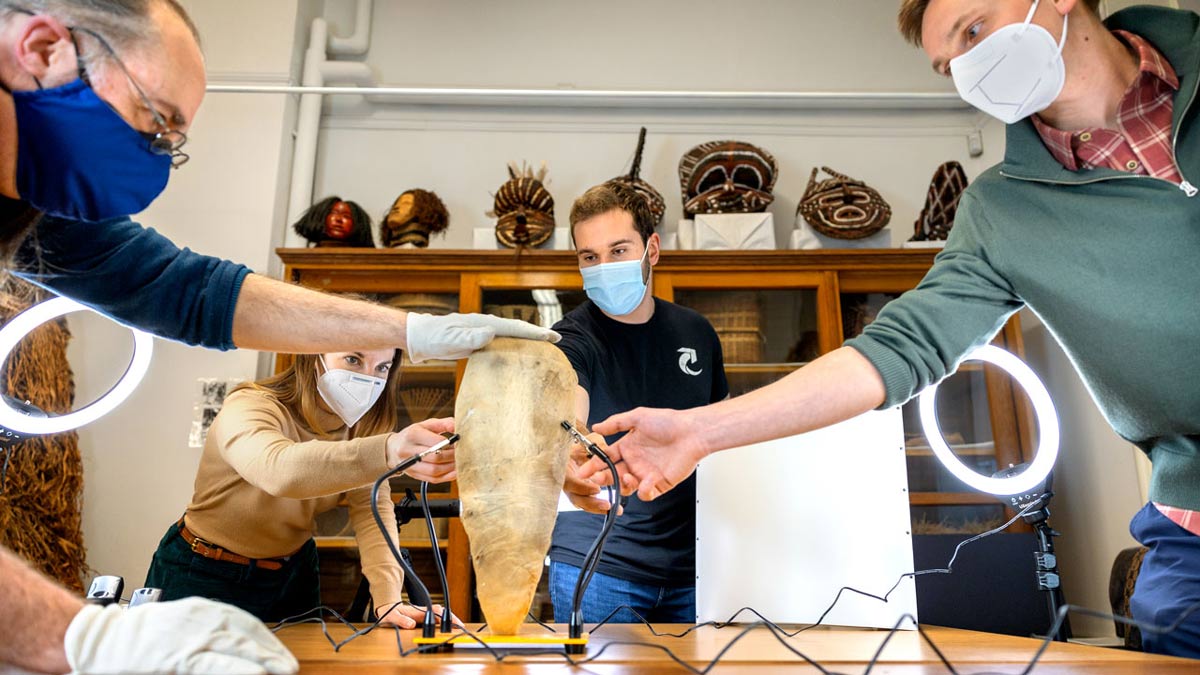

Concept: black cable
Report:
left=288, top=485, right=1200, bottom=672
left=272, top=591, right=1200, bottom=673
left=419, top=480, right=454, bottom=632
left=371, top=463, right=437, bottom=637
left=526, top=610, right=557, bottom=633
left=568, top=441, right=621, bottom=640
left=0, top=446, right=11, bottom=496
left=271, top=602, right=404, bottom=651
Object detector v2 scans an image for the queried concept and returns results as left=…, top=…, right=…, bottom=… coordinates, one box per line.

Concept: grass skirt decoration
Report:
left=0, top=277, right=85, bottom=592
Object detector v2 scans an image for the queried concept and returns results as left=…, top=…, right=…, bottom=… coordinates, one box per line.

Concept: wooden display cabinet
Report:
left=277, top=247, right=1037, bottom=620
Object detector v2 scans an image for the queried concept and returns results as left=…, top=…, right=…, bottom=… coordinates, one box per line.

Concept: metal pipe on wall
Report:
left=285, top=0, right=376, bottom=231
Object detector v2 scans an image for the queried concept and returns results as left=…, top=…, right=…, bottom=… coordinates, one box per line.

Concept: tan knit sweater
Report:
left=184, top=388, right=403, bottom=608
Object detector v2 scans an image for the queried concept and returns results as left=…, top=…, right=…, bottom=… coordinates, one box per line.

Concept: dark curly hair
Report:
left=292, top=196, right=374, bottom=247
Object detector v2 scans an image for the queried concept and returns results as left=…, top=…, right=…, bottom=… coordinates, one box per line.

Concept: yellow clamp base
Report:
left=413, top=632, right=589, bottom=649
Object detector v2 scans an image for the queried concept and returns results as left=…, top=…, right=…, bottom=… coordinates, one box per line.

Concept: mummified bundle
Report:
left=454, top=338, right=575, bottom=635
left=0, top=277, right=85, bottom=591
left=488, top=162, right=556, bottom=249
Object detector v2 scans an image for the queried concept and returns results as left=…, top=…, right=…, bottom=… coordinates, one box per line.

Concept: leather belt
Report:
left=177, top=517, right=287, bottom=572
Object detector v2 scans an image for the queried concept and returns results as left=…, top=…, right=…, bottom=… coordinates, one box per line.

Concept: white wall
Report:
left=305, top=0, right=995, bottom=251
left=69, top=0, right=313, bottom=590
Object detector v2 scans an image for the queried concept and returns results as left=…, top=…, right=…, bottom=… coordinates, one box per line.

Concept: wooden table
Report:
left=275, top=623, right=1196, bottom=673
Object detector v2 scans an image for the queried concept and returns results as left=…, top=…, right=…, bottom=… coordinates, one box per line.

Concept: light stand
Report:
left=995, top=466, right=1072, bottom=642
left=920, top=345, right=1070, bottom=642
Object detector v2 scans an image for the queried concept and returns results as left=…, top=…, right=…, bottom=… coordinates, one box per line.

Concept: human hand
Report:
left=581, top=407, right=708, bottom=502
left=562, top=431, right=636, bottom=514
left=405, top=312, right=561, bottom=363
left=386, top=417, right=457, bottom=483
left=376, top=602, right=461, bottom=630
left=64, top=597, right=298, bottom=675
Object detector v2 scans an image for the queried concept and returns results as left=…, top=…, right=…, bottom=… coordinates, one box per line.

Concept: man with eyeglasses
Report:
left=0, top=2, right=557, bottom=674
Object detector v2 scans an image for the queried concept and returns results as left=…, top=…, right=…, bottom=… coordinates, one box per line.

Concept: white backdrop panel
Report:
left=696, top=407, right=916, bottom=629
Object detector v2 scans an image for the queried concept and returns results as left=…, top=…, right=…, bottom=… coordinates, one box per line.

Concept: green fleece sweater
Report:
left=846, top=6, right=1200, bottom=511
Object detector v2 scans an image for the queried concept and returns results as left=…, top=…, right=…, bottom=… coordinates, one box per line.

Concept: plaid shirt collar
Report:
left=1032, top=31, right=1179, bottom=172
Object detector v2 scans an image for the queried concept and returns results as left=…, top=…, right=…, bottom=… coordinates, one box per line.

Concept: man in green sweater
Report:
left=580, top=0, right=1200, bottom=658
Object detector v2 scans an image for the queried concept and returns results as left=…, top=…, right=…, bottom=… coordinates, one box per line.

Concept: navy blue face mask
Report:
left=11, top=77, right=172, bottom=222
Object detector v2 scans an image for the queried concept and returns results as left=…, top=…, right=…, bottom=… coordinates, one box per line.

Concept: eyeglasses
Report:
left=71, top=26, right=190, bottom=168
left=5, top=4, right=191, bottom=167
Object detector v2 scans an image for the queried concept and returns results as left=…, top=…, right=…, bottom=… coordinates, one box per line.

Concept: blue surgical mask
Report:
left=11, top=78, right=172, bottom=222
left=581, top=247, right=650, bottom=316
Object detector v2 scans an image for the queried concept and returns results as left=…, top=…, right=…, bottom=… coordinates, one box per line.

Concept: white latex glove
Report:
left=405, top=312, right=560, bottom=363
left=64, top=598, right=299, bottom=675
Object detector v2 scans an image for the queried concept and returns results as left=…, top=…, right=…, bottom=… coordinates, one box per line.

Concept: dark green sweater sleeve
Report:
left=844, top=191, right=1025, bottom=408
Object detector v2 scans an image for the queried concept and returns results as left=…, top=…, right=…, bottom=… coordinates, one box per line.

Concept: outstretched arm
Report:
left=232, top=274, right=558, bottom=360
left=584, top=346, right=885, bottom=501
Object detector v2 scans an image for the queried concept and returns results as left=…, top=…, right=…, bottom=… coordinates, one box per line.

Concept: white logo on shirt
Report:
left=677, top=348, right=702, bottom=376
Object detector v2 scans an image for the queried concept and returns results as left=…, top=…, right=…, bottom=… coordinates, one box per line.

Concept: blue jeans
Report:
left=548, top=560, right=694, bottom=624
left=1129, top=503, right=1200, bottom=659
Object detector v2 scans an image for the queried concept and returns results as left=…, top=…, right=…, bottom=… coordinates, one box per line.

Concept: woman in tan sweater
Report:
left=144, top=348, right=455, bottom=628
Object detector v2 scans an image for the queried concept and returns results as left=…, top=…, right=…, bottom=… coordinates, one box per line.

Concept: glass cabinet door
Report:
left=672, top=288, right=819, bottom=397
left=840, top=291, right=1033, bottom=534
left=478, top=288, right=589, bottom=330
left=656, top=271, right=836, bottom=398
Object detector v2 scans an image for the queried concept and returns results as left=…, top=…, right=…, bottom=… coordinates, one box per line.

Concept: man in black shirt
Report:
left=550, top=182, right=728, bottom=624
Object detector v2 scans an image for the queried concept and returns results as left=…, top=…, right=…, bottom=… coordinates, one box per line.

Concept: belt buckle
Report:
left=190, top=535, right=214, bottom=553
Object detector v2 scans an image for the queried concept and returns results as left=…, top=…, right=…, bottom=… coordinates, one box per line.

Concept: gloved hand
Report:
left=405, top=312, right=560, bottom=363
left=64, top=598, right=299, bottom=675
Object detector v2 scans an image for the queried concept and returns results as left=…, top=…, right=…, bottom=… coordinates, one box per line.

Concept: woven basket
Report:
left=484, top=303, right=540, bottom=325
left=387, top=293, right=458, bottom=315
left=718, top=329, right=766, bottom=363
left=684, top=291, right=763, bottom=330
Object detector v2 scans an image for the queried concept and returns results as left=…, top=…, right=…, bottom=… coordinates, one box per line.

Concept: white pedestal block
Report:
left=677, top=213, right=776, bottom=250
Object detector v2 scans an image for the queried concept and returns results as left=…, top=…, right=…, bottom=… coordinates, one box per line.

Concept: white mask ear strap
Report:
left=1056, top=13, right=1069, bottom=55
left=1020, top=0, right=1068, bottom=56
left=1023, top=0, right=1041, bottom=26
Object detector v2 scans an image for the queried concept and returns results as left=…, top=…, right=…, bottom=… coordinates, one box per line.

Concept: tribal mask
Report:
left=292, top=196, right=374, bottom=248
left=606, top=127, right=666, bottom=227
left=911, top=161, right=968, bottom=242
left=489, top=162, right=556, bottom=249
left=679, top=140, right=777, bottom=218
left=382, top=189, right=450, bottom=248
left=797, top=166, right=892, bottom=240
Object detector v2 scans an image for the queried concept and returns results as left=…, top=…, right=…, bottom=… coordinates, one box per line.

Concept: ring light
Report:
left=918, top=345, right=1058, bottom=496
left=0, top=297, right=153, bottom=434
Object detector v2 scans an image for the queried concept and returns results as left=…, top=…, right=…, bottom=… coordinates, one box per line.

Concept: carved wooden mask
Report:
left=382, top=189, right=450, bottom=248
left=911, top=161, right=968, bottom=242
left=490, top=163, right=555, bottom=249
left=607, top=127, right=666, bottom=227
left=797, top=166, right=892, bottom=240
left=678, top=141, right=777, bottom=218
